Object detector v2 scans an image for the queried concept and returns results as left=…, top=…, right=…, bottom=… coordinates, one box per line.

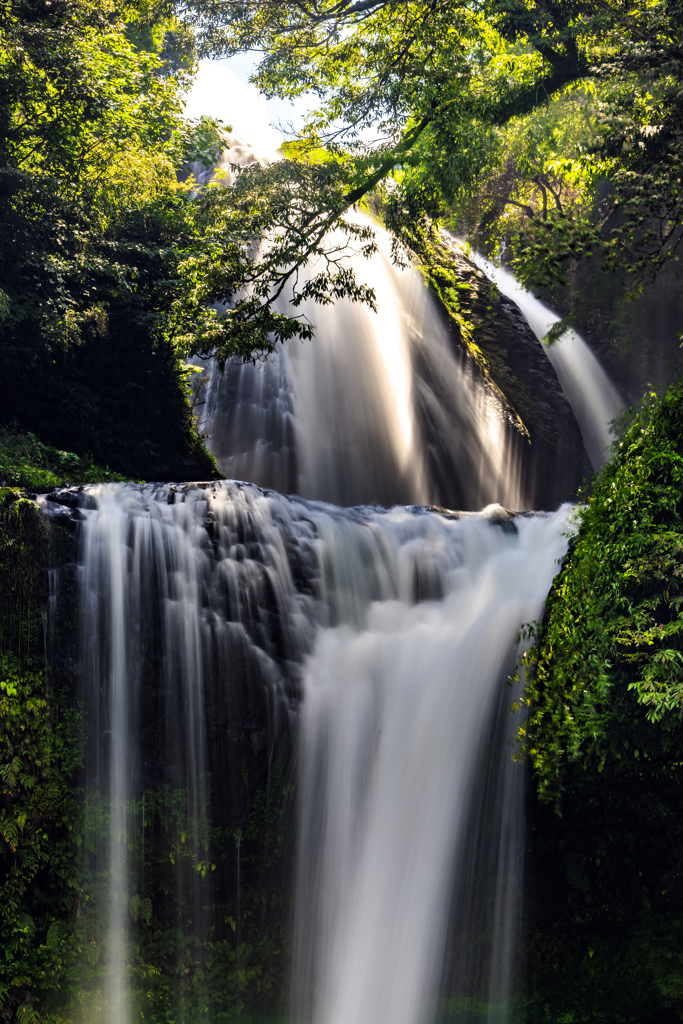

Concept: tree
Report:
left=5, top=0, right=680, bottom=385
left=179, top=0, right=682, bottom=291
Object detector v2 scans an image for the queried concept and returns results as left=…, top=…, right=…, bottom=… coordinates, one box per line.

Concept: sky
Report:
left=182, top=56, right=314, bottom=158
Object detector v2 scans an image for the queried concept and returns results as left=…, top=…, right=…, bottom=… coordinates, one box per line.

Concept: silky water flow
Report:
left=468, top=250, right=624, bottom=470
left=66, top=477, right=575, bottom=1024
left=62, top=213, right=621, bottom=1024
left=198, top=220, right=526, bottom=511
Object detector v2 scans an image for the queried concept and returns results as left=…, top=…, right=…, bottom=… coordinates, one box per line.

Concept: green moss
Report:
left=416, top=234, right=536, bottom=439
left=522, top=383, right=683, bottom=800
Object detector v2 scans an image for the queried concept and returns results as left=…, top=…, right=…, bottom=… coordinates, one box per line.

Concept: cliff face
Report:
left=418, top=233, right=593, bottom=509
left=537, top=226, right=683, bottom=404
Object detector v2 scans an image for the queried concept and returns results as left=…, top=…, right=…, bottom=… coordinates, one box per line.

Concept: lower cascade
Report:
left=56, top=480, right=573, bottom=1024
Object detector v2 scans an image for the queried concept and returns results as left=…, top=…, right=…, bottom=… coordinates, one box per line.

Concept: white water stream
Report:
left=468, top=251, right=624, bottom=470
left=292, top=502, right=572, bottom=1024
left=63, top=479, right=573, bottom=1024
left=199, top=220, right=526, bottom=511
left=61, top=181, right=624, bottom=1024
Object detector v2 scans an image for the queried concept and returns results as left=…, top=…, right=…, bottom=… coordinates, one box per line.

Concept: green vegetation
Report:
left=0, top=430, right=130, bottom=491
left=0, top=0, right=217, bottom=480
left=68, top=759, right=294, bottom=1024
left=518, top=381, right=683, bottom=1022
left=0, top=0, right=391, bottom=469
left=4, top=0, right=680, bottom=424
left=188, top=0, right=682, bottom=295
left=522, top=382, right=683, bottom=803
left=0, top=495, right=83, bottom=1023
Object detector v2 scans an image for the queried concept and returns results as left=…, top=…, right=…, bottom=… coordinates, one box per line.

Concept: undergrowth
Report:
left=0, top=429, right=131, bottom=492
left=519, top=379, right=683, bottom=1024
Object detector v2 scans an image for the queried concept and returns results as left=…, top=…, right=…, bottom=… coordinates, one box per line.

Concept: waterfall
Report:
left=467, top=251, right=624, bottom=470
left=292, top=502, right=571, bottom=1024
left=48, top=162, right=603, bottom=1023
left=198, top=220, right=528, bottom=511
left=55, top=479, right=573, bottom=1024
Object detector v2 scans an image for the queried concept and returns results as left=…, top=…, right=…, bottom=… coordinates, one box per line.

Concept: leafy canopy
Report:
left=4, top=0, right=681, bottom=379
left=181, top=0, right=683, bottom=291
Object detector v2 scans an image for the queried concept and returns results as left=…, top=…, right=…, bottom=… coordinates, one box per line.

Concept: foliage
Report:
left=515, top=0, right=683, bottom=287
left=0, top=0, right=223, bottom=479
left=0, top=429, right=130, bottom=491
left=520, top=381, right=683, bottom=804
left=0, top=653, right=84, bottom=1024
left=4, top=0, right=675, bottom=377
left=445, top=89, right=597, bottom=260
left=0, top=0, right=179, bottom=178
left=176, top=157, right=381, bottom=367
left=175, top=115, right=234, bottom=170
left=516, top=381, right=683, bottom=1022
left=0, top=497, right=84, bottom=1024
left=179, top=0, right=683, bottom=295
left=0, top=0, right=396, bottom=435
left=0, top=495, right=53, bottom=658
left=0, top=163, right=223, bottom=481
left=63, top=744, right=295, bottom=1023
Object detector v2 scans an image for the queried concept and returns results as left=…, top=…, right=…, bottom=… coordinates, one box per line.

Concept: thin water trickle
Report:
left=468, top=250, right=624, bottom=470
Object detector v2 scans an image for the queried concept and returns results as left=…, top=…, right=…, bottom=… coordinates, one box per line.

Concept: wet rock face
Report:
left=425, top=237, right=593, bottom=508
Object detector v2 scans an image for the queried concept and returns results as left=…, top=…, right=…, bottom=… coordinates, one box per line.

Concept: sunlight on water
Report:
left=200, top=216, right=528, bottom=510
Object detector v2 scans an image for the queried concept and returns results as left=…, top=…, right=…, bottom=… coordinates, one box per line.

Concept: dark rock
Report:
left=39, top=498, right=84, bottom=530
left=423, top=235, right=593, bottom=508
left=44, top=485, right=96, bottom=510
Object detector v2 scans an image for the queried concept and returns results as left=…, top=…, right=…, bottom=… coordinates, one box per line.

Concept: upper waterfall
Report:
left=198, top=216, right=592, bottom=511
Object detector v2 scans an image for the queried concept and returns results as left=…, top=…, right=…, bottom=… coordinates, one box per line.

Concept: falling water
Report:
left=79, top=486, right=216, bottom=1022
left=199, top=220, right=527, bottom=511
left=468, top=251, right=624, bottom=470
left=292, top=503, right=571, bottom=1024
left=54, top=478, right=574, bottom=1024
left=54, top=151, right=601, bottom=1024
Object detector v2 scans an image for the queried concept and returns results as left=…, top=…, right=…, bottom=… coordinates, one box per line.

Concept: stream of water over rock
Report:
left=198, top=222, right=526, bottom=511
left=468, top=251, right=624, bottom=470
left=68, top=482, right=572, bottom=1024
left=50, top=227, right=622, bottom=1024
